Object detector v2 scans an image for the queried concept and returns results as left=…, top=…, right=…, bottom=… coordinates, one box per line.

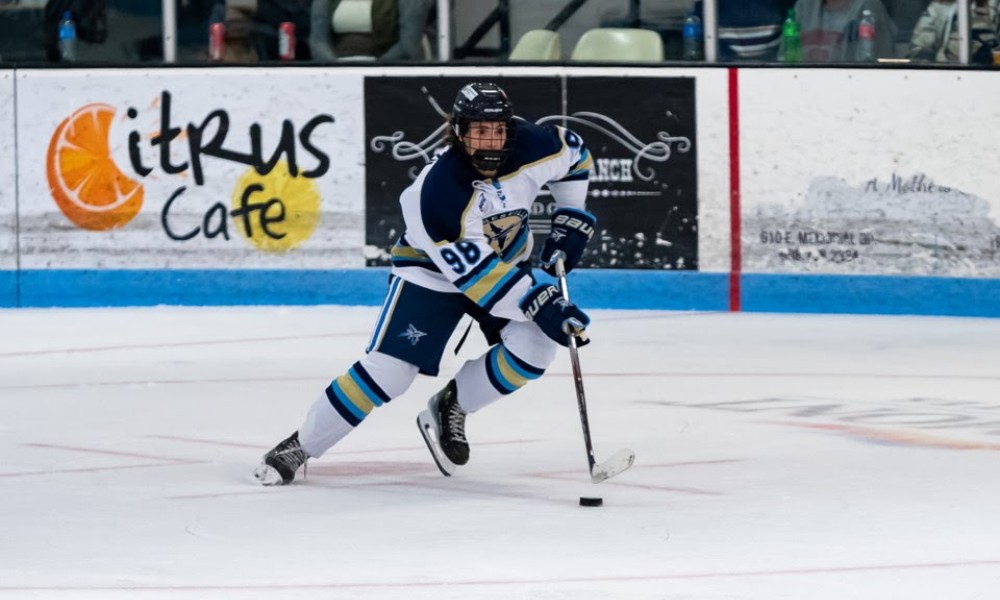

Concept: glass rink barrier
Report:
left=1, top=1, right=998, bottom=67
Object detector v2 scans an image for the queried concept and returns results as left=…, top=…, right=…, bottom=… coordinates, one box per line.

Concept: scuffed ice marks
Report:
left=744, top=174, right=1000, bottom=276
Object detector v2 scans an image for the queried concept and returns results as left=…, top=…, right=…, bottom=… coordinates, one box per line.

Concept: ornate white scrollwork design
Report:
left=370, top=94, right=691, bottom=183
left=537, top=112, right=690, bottom=182
left=370, top=123, right=450, bottom=177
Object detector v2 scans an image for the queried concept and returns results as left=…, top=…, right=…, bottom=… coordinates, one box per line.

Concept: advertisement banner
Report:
left=567, top=76, right=698, bottom=270
left=15, top=68, right=366, bottom=270
left=740, top=69, right=1000, bottom=277
left=363, top=75, right=698, bottom=270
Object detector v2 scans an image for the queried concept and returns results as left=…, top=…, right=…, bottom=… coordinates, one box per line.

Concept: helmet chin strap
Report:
left=469, top=148, right=506, bottom=173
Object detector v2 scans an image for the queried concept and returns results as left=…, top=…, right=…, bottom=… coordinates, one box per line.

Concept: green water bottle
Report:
left=780, top=8, right=801, bottom=63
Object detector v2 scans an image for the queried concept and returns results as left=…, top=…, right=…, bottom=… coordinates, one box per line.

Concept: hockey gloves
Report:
left=539, top=208, right=596, bottom=276
left=520, top=283, right=590, bottom=347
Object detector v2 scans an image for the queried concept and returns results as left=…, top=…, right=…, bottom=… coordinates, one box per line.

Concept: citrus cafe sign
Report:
left=46, top=91, right=335, bottom=253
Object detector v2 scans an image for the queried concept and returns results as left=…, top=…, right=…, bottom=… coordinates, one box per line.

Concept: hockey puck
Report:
left=579, top=496, right=603, bottom=507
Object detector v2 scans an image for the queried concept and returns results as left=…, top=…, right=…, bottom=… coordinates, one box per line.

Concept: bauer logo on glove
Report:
left=519, top=283, right=591, bottom=347
left=539, top=208, right=597, bottom=277
left=552, top=212, right=595, bottom=237
left=521, top=284, right=563, bottom=319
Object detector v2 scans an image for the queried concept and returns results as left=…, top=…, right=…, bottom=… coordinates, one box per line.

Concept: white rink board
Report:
left=739, top=69, right=1000, bottom=277
left=688, top=68, right=731, bottom=274
left=0, top=71, right=15, bottom=272
left=15, top=68, right=366, bottom=270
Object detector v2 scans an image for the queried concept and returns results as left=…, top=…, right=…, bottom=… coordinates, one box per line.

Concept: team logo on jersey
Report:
left=483, top=209, right=529, bottom=259
left=399, top=323, right=427, bottom=346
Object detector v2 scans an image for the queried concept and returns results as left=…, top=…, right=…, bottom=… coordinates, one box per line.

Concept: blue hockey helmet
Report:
left=451, top=82, right=514, bottom=173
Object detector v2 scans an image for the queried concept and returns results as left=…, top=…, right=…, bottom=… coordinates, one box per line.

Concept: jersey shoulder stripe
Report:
left=567, top=146, right=593, bottom=177
left=558, top=170, right=590, bottom=183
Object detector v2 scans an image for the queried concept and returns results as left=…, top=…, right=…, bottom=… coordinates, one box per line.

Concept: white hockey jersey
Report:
left=390, top=118, right=593, bottom=322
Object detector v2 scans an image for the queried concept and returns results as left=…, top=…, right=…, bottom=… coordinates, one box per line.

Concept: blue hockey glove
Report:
left=519, top=283, right=590, bottom=347
left=539, top=208, right=596, bottom=276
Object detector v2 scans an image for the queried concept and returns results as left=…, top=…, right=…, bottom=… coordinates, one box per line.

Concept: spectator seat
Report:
left=570, top=27, right=664, bottom=62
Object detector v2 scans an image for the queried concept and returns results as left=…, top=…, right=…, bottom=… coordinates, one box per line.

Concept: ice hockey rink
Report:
left=2, top=304, right=999, bottom=599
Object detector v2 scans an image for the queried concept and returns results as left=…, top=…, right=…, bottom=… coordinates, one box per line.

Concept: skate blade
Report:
left=252, top=463, right=286, bottom=486
left=416, top=410, right=457, bottom=477
left=590, top=449, right=636, bottom=483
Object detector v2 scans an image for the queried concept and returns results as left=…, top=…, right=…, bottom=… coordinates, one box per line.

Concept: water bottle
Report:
left=209, top=22, right=226, bottom=62
left=855, top=9, right=877, bottom=62
left=278, top=22, right=296, bottom=61
left=58, top=11, right=77, bottom=62
left=779, top=8, right=800, bottom=63
left=682, top=14, right=704, bottom=61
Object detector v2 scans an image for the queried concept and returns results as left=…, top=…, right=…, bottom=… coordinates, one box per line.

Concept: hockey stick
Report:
left=453, top=318, right=474, bottom=355
left=553, top=254, right=636, bottom=483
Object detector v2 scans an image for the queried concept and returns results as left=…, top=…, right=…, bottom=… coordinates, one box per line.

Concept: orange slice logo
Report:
left=46, top=103, right=144, bottom=231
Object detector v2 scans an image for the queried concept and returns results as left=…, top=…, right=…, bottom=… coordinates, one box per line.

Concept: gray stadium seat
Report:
left=570, top=27, right=664, bottom=62
left=509, top=29, right=561, bottom=61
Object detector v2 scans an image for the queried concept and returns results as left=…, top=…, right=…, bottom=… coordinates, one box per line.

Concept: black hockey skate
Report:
left=252, top=431, right=308, bottom=486
left=417, top=380, right=468, bottom=476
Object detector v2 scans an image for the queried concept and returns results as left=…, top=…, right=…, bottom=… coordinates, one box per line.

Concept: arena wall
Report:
left=0, top=70, right=15, bottom=304
left=0, top=65, right=997, bottom=316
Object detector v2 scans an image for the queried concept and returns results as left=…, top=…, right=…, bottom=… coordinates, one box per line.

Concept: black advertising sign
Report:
left=364, top=76, right=697, bottom=270
left=566, top=76, right=698, bottom=270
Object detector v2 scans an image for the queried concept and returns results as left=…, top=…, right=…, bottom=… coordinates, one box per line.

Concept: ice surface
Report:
left=2, top=305, right=999, bottom=599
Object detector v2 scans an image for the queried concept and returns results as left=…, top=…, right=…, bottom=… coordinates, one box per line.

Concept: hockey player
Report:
left=253, top=81, right=596, bottom=484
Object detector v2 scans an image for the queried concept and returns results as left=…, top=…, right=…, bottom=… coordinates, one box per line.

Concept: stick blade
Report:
left=590, top=449, right=636, bottom=483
